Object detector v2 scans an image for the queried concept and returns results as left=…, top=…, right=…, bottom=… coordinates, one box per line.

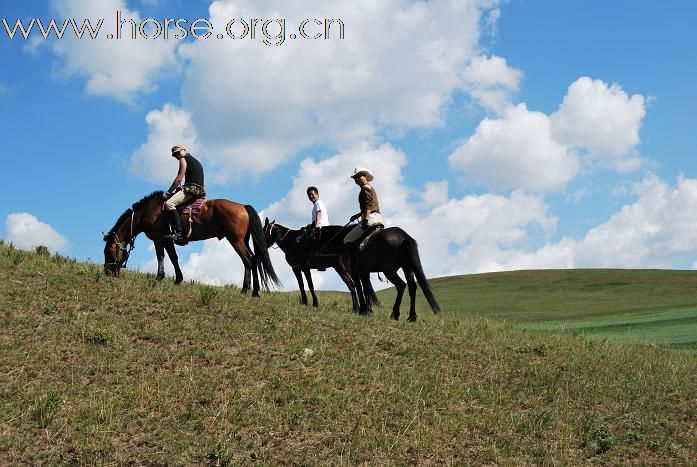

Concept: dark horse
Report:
left=103, top=191, right=280, bottom=295
left=350, top=227, right=440, bottom=321
left=263, top=218, right=378, bottom=311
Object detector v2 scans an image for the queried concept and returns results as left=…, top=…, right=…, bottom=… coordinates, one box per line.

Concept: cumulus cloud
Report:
left=130, top=104, right=199, bottom=184
left=461, top=55, right=522, bottom=114
left=49, top=0, right=178, bottom=102
left=550, top=76, right=647, bottom=169
left=5, top=213, right=68, bottom=253
left=575, top=174, right=697, bottom=267
left=449, top=77, right=648, bottom=191
left=127, top=0, right=509, bottom=180
left=448, top=104, right=581, bottom=191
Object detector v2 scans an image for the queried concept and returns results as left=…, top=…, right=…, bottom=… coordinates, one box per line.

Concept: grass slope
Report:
left=1, top=242, right=696, bottom=465
left=378, top=269, right=697, bottom=348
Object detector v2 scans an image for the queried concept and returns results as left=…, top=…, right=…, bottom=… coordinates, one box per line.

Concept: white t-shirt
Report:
left=312, top=199, right=329, bottom=227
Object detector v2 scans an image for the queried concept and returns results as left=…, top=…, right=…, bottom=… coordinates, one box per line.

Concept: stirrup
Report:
left=164, top=232, right=183, bottom=241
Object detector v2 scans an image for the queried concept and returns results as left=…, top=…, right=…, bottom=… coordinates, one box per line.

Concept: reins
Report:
left=107, top=210, right=136, bottom=269
left=312, top=219, right=356, bottom=255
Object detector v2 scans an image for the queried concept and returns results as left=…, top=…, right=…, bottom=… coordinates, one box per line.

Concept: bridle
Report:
left=105, top=211, right=136, bottom=271
left=266, top=222, right=291, bottom=249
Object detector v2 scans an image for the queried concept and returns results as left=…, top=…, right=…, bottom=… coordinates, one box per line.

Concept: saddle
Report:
left=162, top=197, right=207, bottom=245
left=358, top=224, right=384, bottom=251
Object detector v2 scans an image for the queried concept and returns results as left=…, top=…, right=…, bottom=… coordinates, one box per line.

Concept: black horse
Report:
left=349, top=227, right=440, bottom=321
left=263, top=219, right=378, bottom=311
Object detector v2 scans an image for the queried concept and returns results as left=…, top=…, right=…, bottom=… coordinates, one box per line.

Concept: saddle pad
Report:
left=182, top=198, right=206, bottom=216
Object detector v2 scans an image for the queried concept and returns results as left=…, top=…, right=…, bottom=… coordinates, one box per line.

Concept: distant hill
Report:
left=378, top=269, right=697, bottom=348
left=1, top=241, right=695, bottom=464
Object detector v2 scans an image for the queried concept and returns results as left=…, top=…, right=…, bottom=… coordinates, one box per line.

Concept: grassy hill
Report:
left=379, top=269, right=697, bottom=348
left=1, top=241, right=695, bottom=465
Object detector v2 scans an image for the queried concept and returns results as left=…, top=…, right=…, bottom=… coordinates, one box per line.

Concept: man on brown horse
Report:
left=343, top=167, right=383, bottom=274
left=162, top=145, right=206, bottom=241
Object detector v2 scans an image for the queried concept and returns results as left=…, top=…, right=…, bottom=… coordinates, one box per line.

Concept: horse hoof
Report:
left=156, top=274, right=165, bottom=281
left=174, top=279, right=183, bottom=285
left=390, top=313, right=399, bottom=320
left=407, top=316, right=417, bottom=323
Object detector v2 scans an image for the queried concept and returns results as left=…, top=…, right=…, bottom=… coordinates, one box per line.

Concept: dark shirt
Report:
left=359, top=183, right=380, bottom=213
left=184, top=154, right=204, bottom=187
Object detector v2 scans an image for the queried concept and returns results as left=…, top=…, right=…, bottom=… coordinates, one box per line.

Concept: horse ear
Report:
left=102, top=231, right=108, bottom=241
left=264, top=217, right=269, bottom=226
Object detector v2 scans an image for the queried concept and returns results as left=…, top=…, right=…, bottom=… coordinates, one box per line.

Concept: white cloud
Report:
left=5, top=213, right=68, bottom=253
left=131, top=0, right=507, bottom=180
left=130, top=104, right=199, bottom=184
left=576, top=174, right=697, bottom=267
left=550, top=76, right=647, bottom=168
left=49, top=0, right=178, bottom=102
left=449, top=103, right=581, bottom=191
left=461, top=55, right=522, bottom=114
left=449, top=76, right=649, bottom=192
left=421, top=181, right=449, bottom=208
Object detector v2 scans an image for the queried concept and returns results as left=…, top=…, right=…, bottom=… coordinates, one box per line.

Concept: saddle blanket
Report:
left=182, top=198, right=206, bottom=216
left=161, top=198, right=206, bottom=216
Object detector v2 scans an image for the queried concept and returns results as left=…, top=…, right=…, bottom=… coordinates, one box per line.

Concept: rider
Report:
left=162, top=145, right=206, bottom=241
left=343, top=167, right=382, bottom=273
left=306, top=186, right=329, bottom=235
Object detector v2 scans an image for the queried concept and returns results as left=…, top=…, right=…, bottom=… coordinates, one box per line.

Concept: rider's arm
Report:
left=167, top=157, right=187, bottom=194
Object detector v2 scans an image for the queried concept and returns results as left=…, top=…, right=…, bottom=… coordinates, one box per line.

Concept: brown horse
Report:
left=103, top=191, right=280, bottom=295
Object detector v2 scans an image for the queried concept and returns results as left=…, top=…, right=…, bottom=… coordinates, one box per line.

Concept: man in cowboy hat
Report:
left=162, top=145, right=206, bottom=241
left=343, top=167, right=382, bottom=272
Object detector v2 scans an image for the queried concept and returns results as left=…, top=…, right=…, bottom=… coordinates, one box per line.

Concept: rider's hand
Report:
left=350, top=213, right=361, bottom=222
left=162, top=191, right=171, bottom=200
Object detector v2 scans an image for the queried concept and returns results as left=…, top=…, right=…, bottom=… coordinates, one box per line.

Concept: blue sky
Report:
left=2, top=0, right=697, bottom=289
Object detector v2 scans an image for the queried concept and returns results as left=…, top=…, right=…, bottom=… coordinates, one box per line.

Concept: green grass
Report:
left=1, top=242, right=696, bottom=464
left=378, top=268, right=697, bottom=348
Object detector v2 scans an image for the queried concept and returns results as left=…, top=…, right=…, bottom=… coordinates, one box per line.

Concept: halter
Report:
left=267, top=223, right=291, bottom=248
left=106, top=211, right=136, bottom=269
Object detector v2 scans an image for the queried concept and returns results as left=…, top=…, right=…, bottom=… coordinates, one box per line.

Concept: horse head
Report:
left=102, top=231, right=130, bottom=276
left=263, top=217, right=278, bottom=246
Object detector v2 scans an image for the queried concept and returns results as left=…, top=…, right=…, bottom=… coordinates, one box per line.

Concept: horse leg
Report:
left=405, top=269, right=418, bottom=322
left=384, top=270, right=405, bottom=320
left=293, top=267, right=308, bottom=305
left=335, top=265, right=359, bottom=312
left=228, top=236, right=254, bottom=295
left=154, top=241, right=166, bottom=280
left=163, top=241, right=184, bottom=284
left=303, top=268, right=319, bottom=307
left=360, top=272, right=373, bottom=315
left=352, top=269, right=369, bottom=315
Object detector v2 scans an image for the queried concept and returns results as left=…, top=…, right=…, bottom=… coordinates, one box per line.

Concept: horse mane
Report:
left=107, top=191, right=164, bottom=234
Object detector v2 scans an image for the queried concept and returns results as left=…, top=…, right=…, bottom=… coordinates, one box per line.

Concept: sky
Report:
left=2, top=0, right=697, bottom=291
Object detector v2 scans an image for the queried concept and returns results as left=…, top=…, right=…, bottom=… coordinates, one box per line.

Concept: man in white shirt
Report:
left=307, top=186, right=329, bottom=228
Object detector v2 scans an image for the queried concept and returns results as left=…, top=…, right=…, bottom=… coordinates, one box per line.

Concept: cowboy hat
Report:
left=349, top=167, right=374, bottom=182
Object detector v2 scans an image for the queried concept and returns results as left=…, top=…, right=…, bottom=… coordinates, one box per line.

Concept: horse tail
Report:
left=245, top=205, right=282, bottom=290
left=402, top=235, right=441, bottom=313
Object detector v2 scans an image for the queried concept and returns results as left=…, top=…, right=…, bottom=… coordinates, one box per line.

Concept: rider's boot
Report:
left=163, top=210, right=183, bottom=241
